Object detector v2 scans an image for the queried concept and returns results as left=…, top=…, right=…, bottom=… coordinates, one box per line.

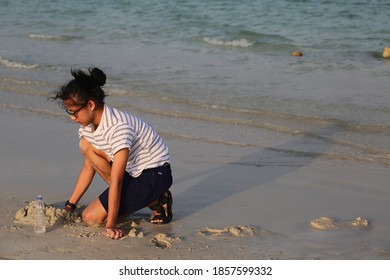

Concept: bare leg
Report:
left=79, top=138, right=172, bottom=225
left=79, top=138, right=112, bottom=184
left=82, top=198, right=108, bottom=226
left=79, top=138, right=112, bottom=226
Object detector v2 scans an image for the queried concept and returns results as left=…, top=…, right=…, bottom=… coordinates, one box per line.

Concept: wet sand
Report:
left=1, top=109, right=390, bottom=260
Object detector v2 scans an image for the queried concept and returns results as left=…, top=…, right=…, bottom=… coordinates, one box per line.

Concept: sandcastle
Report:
left=14, top=200, right=81, bottom=226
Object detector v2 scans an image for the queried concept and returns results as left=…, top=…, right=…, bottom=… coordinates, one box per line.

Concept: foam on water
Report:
left=203, top=37, right=255, bottom=48
left=0, top=57, right=39, bottom=70
left=29, top=33, right=80, bottom=41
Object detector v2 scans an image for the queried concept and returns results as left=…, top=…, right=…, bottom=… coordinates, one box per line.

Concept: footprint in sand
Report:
left=310, top=216, right=369, bottom=230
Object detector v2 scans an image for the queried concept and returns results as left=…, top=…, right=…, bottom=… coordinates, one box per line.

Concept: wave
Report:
left=1, top=99, right=389, bottom=167
left=106, top=87, right=390, bottom=166
left=202, top=34, right=298, bottom=53
left=0, top=103, right=63, bottom=118
left=1, top=78, right=389, bottom=167
left=29, top=33, right=81, bottom=41
left=160, top=131, right=390, bottom=167
left=107, top=86, right=390, bottom=135
left=203, top=37, right=255, bottom=48
left=0, top=57, right=39, bottom=69
left=0, top=76, right=56, bottom=97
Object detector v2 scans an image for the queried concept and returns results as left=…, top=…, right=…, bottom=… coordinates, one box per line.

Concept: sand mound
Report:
left=126, top=220, right=144, bottom=238
left=151, top=233, right=181, bottom=249
left=310, top=217, right=338, bottom=230
left=199, top=225, right=258, bottom=237
left=310, top=216, right=369, bottom=230
left=14, top=201, right=81, bottom=226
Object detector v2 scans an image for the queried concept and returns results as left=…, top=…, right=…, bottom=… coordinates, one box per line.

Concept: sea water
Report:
left=1, top=0, right=389, bottom=167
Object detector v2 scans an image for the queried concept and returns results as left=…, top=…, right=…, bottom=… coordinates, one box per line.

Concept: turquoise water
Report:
left=1, top=0, right=390, bottom=165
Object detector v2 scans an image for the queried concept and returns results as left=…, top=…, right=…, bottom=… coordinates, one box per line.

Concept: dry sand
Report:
left=1, top=109, right=390, bottom=260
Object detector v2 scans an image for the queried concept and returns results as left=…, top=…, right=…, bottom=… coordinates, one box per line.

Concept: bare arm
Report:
left=67, top=158, right=96, bottom=209
left=103, top=148, right=129, bottom=239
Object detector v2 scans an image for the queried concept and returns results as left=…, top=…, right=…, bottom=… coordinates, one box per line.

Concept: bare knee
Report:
left=79, top=138, right=92, bottom=157
left=79, top=137, right=111, bottom=163
left=82, top=207, right=106, bottom=227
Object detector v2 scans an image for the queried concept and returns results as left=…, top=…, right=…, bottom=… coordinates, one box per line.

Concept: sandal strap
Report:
left=149, top=203, right=162, bottom=211
left=149, top=192, right=170, bottom=210
left=158, top=193, right=169, bottom=205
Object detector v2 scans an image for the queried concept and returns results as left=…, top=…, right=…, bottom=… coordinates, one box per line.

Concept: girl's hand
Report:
left=103, top=227, right=124, bottom=239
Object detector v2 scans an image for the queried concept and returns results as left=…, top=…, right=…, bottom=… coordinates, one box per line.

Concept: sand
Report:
left=1, top=109, right=390, bottom=260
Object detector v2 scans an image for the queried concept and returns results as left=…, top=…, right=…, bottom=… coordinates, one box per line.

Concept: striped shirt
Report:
left=78, top=104, right=170, bottom=178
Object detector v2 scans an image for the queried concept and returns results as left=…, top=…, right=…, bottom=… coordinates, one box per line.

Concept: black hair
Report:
left=50, top=67, right=108, bottom=107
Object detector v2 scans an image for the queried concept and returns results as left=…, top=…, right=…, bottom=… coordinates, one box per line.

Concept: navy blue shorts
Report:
left=98, top=163, right=172, bottom=216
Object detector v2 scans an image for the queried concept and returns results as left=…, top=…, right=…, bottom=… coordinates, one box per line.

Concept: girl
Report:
left=51, top=67, right=173, bottom=239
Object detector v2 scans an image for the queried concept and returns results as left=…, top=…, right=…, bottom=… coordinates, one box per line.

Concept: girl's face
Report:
left=63, top=99, right=95, bottom=126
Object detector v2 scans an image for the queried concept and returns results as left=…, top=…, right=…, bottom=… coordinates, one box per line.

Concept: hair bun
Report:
left=90, top=67, right=106, bottom=87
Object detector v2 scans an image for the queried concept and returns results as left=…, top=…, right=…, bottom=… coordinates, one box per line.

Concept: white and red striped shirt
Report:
left=78, top=104, right=170, bottom=177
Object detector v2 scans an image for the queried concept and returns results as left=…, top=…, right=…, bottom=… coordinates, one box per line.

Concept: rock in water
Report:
left=291, top=51, right=303, bottom=57
left=383, top=47, right=390, bottom=58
